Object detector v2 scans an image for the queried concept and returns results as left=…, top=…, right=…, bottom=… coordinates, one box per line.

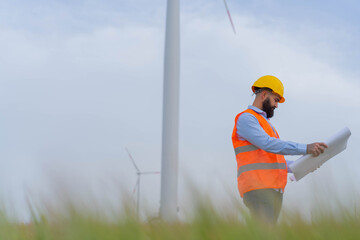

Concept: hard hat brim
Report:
left=252, top=86, right=285, bottom=103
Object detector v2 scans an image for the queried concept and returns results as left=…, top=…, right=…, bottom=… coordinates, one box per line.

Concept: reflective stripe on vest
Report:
left=237, top=162, right=287, bottom=177
left=234, top=144, right=258, bottom=155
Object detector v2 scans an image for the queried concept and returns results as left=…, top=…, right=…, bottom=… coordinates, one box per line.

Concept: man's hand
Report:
left=306, top=142, right=328, bottom=157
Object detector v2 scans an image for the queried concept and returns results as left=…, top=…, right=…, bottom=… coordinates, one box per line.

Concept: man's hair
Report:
left=254, top=87, right=273, bottom=95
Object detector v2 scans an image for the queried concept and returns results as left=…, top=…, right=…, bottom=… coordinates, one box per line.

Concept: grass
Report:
left=0, top=199, right=359, bottom=240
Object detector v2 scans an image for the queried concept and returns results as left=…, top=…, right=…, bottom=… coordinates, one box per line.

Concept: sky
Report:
left=0, top=0, right=359, bottom=221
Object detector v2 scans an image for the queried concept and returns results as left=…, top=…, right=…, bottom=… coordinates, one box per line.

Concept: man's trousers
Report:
left=243, top=188, right=283, bottom=224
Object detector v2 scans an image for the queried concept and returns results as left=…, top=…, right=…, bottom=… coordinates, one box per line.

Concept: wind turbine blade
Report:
left=223, top=0, right=236, bottom=34
left=125, top=147, right=140, bottom=172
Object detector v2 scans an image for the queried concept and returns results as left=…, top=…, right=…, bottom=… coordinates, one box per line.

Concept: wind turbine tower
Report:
left=159, top=0, right=235, bottom=221
left=160, top=0, right=180, bottom=221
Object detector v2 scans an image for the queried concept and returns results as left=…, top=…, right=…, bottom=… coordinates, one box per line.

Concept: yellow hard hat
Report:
left=251, top=75, right=285, bottom=103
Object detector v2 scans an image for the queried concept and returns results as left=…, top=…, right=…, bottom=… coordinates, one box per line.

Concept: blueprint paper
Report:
left=289, top=127, right=351, bottom=181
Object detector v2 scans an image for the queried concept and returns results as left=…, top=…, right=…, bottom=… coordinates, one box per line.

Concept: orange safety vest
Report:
left=232, top=109, right=287, bottom=197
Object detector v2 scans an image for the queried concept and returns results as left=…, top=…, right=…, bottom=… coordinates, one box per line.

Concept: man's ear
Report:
left=261, top=90, right=268, bottom=100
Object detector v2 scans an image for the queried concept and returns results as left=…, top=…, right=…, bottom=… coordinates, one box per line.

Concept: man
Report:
left=231, top=75, right=328, bottom=224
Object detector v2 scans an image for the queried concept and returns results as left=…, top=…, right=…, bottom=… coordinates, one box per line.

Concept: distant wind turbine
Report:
left=126, top=148, right=160, bottom=217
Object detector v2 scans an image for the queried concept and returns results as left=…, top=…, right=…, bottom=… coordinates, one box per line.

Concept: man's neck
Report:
left=252, top=100, right=263, bottom=111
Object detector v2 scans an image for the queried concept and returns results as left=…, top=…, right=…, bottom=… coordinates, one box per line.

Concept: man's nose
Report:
left=275, top=102, right=278, bottom=108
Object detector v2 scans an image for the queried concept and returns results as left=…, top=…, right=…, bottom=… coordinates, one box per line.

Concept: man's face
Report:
left=262, top=92, right=280, bottom=118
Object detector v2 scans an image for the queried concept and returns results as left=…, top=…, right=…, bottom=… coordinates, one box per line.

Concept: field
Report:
left=1, top=201, right=359, bottom=240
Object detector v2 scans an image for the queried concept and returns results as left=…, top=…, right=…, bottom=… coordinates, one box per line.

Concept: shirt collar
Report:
left=248, top=105, right=268, bottom=118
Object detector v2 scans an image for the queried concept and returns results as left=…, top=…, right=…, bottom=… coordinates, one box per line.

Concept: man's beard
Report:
left=262, top=97, right=275, bottom=118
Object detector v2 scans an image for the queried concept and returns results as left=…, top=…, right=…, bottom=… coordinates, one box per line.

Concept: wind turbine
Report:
left=160, top=0, right=180, bottom=221
left=160, top=0, right=236, bottom=221
left=126, top=148, right=160, bottom=217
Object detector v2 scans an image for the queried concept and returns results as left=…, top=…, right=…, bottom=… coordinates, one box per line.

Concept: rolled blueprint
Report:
left=289, top=127, right=351, bottom=181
